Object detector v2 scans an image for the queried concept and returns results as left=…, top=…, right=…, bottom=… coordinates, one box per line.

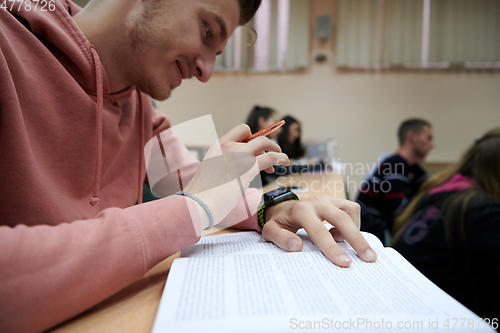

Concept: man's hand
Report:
left=183, top=124, right=290, bottom=230
left=262, top=197, right=377, bottom=267
left=204, top=123, right=290, bottom=173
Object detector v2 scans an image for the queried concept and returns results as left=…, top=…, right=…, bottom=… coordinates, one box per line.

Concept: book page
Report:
left=296, top=224, right=384, bottom=250
left=153, top=247, right=490, bottom=332
left=180, top=231, right=319, bottom=257
left=181, top=225, right=384, bottom=258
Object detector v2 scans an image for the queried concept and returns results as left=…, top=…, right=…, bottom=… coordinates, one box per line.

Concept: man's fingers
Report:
left=256, top=153, right=289, bottom=172
left=290, top=202, right=353, bottom=267
left=219, top=124, right=252, bottom=143
left=264, top=166, right=275, bottom=173
left=315, top=202, right=377, bottom=263
left=324, top=198, right=361, bottom=229
left=262, top=221, right=303, bottom=252
left=329, top=227, right=345, bottom=242
left=244, top=136, right=282, bottom=155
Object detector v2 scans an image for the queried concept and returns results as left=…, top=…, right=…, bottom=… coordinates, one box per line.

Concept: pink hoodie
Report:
left=0, top=1, right=260, bottom=332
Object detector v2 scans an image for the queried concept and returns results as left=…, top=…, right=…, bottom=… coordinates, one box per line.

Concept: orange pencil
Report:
left=242, top=120, right=285, bottom=143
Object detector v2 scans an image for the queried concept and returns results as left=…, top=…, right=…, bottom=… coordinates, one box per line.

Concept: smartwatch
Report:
left=257, top=187, right=299, bottom=228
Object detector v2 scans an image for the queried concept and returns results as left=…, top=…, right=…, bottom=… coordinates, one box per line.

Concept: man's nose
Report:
left=194, top=53, right=216, bottom=83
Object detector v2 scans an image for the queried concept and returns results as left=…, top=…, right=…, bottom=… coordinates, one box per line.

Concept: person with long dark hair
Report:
left=392, top=127, right=500, bottom=320
left=278, top=115, right=305, bottom=160
left=246, top=106, right=283, bottom=187
left=245, top=105, right=282, bottom=142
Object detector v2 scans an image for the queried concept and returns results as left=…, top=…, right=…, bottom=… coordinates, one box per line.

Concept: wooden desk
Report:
left=50, top=172, right=345, bottom=333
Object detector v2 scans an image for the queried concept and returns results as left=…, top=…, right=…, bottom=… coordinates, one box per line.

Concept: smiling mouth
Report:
left=176, top=60, right=183, bottom=80
left=170, top=61, right=181, bottom=89
left=176, top=60, right=189, bottom=80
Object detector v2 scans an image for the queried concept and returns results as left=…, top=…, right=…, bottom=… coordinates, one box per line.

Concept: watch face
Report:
left=264, top=188, right=296, bottom=204
left=264, top=188, right=289, bottom=199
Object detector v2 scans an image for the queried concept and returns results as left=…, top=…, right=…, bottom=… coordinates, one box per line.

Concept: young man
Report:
left=0, top=0, right=376, bottom=331
left=356, top=119, right=435, bottom=243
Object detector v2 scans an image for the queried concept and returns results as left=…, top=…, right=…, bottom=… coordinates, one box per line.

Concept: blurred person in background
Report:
left=357, top=118, right=434, bottom=243
left=278, top=115, right=305, bottom=160
left=393, top=127, right=500, bottom=320
left=245, top=105, right=282, bottom=142
left=272, top=115, right=325, bottom=188
left=245, top=106, right=282, bottom=186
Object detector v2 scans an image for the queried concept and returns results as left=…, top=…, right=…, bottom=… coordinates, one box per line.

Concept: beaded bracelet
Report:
left=175, top=191, right=214, bottom=230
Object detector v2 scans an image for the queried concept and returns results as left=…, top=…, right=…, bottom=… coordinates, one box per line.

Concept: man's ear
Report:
left=406, top=131, right=416, bottom=144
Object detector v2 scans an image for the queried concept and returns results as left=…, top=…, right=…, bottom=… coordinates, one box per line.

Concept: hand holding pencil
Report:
left=183, top=122, right=290, bottom=230
left=242, top=120, right=285, bottom=143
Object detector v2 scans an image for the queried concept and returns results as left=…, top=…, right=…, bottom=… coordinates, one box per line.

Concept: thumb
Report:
left=262, top=221, right=303, bottom=252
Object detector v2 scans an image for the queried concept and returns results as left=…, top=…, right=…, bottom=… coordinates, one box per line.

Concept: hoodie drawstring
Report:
left=88, top=48, right=145, bottom=206
left=136, top=88, right=144, bottom=205
left=89, top=47, right=103, bottom=206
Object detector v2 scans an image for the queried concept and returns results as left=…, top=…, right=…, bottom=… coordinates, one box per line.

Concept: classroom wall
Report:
left=156, top=0, right=500, bottom=198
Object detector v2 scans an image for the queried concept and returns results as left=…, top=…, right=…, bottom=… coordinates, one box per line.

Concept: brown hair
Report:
left=278, top=115, right=305, bottom=159
left=398, top=118, right=432, bottom=145
left=393, top=127, right=500, bottom=243
left=238, top=0, right=262, bottom=25
left=245, top=105, right=277, bottom=134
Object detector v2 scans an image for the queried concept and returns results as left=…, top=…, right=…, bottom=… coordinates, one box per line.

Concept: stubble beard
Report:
left=413, top=144, right=428, bottom=162
left=138, top=75, right=173, bottom=101
left=126, top=6, right=173, bottom=101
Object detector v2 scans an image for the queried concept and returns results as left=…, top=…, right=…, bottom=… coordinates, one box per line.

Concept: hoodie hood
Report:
left=14, top=0, right=146, bottom=205
left=0, top=0, right=157, bottom=225
left=16, top=0, right=134, bottom=100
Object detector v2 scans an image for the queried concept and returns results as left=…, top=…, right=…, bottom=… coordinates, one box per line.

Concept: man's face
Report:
left=412, top=125, right=434, bottom=160
left=121, top=0, right=240, bottom=100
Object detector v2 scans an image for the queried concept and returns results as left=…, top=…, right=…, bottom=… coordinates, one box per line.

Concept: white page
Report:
left=297, top=223, right=384, bottom=250
left=181, top=225, right=383, bottom=258
left=153, top=247, right=491, bottom=332
left=180, top=231, right=320, bottom=257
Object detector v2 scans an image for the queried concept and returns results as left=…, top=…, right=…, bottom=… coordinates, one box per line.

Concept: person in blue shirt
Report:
left=356, top=118, right=434, bottom=242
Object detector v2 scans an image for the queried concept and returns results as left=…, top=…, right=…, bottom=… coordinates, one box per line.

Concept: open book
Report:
left=152, top=226, right=495, bottom=332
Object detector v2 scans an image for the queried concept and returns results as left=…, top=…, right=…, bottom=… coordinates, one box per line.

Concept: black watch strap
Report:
left=257, top=188, right=298, bottom=228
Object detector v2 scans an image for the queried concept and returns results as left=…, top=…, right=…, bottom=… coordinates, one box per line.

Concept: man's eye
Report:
left=205, top=25, right=213, bottom=40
